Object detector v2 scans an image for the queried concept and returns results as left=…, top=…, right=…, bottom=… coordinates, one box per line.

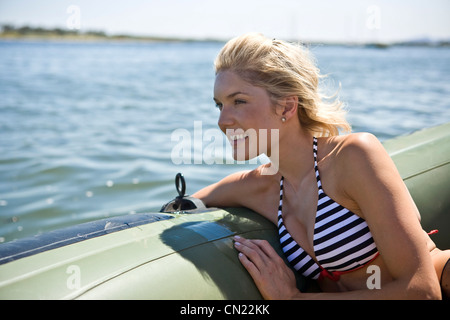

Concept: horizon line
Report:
left=1, top=23, right=450, bottom=47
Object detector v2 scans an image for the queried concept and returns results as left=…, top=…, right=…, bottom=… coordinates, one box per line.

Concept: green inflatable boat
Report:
left=0, top=123, right=449, bottom=300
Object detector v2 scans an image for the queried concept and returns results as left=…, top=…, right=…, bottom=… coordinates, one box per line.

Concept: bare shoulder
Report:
left=192, top=163, right=280, bottom=210
left=328, top=132, right=389, bottom=170
left=219, top=164, right=279, bottom=192
left=331, top=132, right=395, bottom=181
left=336, top=132, right=384, bottom=155
left=318, top=133, right=388, bottom=173
left=332, top=133, right=419, bottom=219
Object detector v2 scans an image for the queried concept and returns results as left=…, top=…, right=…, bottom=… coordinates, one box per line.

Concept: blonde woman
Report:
left=193, top=33, right=449, bottom=299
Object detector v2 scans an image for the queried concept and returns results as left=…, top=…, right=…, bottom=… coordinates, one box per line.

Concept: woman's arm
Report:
left=339, top=133, right=440, bottom=299
left=192, top=170, right=253, bottom=208
left=234, top=133, right=441, bottom=299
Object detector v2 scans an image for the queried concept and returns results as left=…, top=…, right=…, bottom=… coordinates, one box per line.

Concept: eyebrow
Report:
left=213, top=91, right=249, bottom=102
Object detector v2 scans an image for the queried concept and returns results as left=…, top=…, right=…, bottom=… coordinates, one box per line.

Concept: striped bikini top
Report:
left=278, top=137, right=379, bottom=281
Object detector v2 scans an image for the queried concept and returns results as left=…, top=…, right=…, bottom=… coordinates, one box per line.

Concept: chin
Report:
left=232, top=152, right=248, bottom=162
left=231, top=149, right=261, bottom=162
left=229, top=137, right=264, bottom=161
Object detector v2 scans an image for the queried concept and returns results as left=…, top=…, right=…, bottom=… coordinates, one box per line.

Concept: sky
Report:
left=0, top=0, right=449, bottom=43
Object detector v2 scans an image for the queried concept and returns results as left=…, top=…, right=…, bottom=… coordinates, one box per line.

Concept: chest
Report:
left=277, top=164, right=359, bottom=259
left=281, top=178, right=319, bottom=255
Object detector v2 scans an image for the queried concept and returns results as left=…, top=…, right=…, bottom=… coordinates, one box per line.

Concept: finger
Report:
left=234, top=239, right=267, bottom=267
left=235, top=237, right=274, bottom=262
left=234, top=236, right=266, bottom=254
left=250, top=239, right=281, bottom=261
left=238, top=252, right=261, bottom=280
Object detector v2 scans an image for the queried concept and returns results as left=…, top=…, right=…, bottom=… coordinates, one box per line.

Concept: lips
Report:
left=227, top=133, right=249, bottom=142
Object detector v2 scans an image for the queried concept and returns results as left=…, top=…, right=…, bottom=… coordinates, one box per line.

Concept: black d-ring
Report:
left=175, top=173, right=186, bottom=198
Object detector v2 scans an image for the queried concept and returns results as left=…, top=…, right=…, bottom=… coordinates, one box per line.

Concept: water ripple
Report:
left=1, top=41, right=449, bottom=242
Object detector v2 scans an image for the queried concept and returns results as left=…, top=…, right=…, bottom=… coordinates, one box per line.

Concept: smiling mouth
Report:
left=227, top=133, right=249, bottom=143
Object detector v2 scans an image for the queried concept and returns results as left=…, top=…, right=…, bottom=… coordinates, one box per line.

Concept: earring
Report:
left=281, top=117, right=286, bottom=122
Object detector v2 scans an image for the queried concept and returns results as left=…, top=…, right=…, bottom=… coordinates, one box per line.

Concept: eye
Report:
left=234, top=99, right=246, bottom=105
left=215, top=103, right=223, bottom=111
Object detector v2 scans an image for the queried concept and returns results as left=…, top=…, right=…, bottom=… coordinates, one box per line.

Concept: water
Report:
left=1, top=40, right=449, bottom=243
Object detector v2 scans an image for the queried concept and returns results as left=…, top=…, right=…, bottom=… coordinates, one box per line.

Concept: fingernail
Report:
left=234, top=235, right=241, bottom=240
left=234, top=242, right=241, bottom=247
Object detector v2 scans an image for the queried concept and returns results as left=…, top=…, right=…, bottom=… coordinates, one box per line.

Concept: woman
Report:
left=192, top=33, right=449, bottom=299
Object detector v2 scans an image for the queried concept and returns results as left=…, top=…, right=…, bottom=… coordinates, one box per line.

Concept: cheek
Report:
left=247, top=102, right=276, bottom=126
left=233, top=128, right=279, bottom=160
left=256, top=128, right=279, bottom=156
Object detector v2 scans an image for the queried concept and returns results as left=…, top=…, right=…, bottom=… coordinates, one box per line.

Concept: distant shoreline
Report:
left=1, top=25, right=449, bottom=47
left=0, top=25, right=223, bottom=44
left=0, top=33, right=218, bottom=43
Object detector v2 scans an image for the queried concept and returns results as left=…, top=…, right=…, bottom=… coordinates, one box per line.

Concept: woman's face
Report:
left=214, top=70, right=281, bottom=160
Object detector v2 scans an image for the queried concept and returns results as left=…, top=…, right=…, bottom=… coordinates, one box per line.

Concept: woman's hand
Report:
left=233, top=235, right=300, bottom=299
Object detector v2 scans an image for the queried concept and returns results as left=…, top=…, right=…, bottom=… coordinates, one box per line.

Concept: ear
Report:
left=276, top=96, right=298, bottom=121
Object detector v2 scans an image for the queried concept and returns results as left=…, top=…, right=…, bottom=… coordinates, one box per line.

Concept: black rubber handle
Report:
left=175, top=173, right=186, bottom=198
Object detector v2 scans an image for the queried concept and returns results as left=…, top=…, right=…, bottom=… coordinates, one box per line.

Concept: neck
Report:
left=268, top=126, right=314, bottom=190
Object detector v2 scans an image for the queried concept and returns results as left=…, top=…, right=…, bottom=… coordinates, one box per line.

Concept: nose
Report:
left=217, top=106, right=235, bottom=132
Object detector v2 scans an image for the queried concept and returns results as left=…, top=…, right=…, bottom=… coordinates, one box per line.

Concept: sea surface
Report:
left=1, top=40, right=449, bottom=243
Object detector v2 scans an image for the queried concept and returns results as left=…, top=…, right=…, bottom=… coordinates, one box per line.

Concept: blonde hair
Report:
left=214, top=33, right=351, bottom=137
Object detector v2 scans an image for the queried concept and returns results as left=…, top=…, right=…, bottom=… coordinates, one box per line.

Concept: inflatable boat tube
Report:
left=0, top=122, right=449, bottom=299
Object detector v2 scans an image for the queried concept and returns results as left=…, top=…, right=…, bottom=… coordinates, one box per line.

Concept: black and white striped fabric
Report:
left=278, top=137, right=378, bottom=280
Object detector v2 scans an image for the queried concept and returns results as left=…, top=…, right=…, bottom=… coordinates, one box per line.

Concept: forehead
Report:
left=214, top=70, right=259, bottom=99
